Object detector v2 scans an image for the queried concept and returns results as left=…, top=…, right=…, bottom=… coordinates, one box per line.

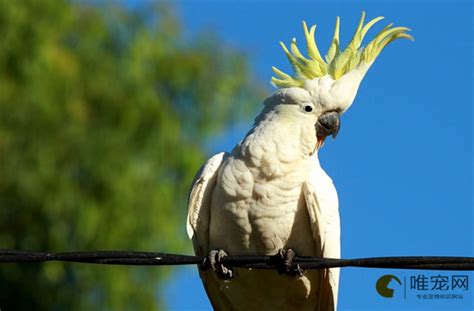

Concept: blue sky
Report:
left=161, top=1, right=473, bottom=310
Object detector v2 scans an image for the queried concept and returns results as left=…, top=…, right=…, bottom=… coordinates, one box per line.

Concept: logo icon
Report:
left=376, top=274, right=402, bottom=298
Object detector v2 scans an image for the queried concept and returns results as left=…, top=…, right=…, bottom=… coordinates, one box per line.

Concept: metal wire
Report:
left=0, top=249, right=473, bottom=270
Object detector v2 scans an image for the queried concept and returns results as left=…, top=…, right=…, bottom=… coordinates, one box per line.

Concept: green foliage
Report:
left=0, top=1, right=264, bottom=309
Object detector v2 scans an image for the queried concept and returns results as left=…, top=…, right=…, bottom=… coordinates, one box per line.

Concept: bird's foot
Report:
left=274, top=248, right=305, bottom=277
left=202, top=249, right=235, bottom=280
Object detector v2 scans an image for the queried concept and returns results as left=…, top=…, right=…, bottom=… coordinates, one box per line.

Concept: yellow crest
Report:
left=272, top=12, right=413, bottom=88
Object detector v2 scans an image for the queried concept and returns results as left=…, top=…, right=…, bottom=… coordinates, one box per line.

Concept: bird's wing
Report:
left=186, top=152, right=233, bottom=310
left=303, top=165, right=341, bottom=311
left=187, top=152, right=228, bottom=255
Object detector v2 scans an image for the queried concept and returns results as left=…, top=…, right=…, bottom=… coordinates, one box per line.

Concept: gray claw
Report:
left=278, top=248, right=304, bottom=277
left=208, top=249, right=235, bottom=279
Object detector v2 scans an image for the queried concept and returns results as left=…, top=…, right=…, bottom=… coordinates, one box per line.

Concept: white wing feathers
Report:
left=187, top=152, right=228, bottom=255
left=303, top=166, right=341, bottom=311
left=186, top=152, right=234, bottom=311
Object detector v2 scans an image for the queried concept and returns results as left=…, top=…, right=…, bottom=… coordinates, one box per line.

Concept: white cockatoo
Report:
left=187, top=12, right=412, bottom=311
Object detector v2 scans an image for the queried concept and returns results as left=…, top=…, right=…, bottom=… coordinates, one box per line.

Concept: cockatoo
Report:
left=187, top=12, right=412, bottom=311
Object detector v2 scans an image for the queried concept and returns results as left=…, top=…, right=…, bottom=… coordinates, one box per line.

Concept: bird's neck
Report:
left=233, top=114, right=317, bottom=178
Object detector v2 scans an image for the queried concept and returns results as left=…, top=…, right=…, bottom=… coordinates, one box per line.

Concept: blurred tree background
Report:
left=0, top=0, right=264, bottom=309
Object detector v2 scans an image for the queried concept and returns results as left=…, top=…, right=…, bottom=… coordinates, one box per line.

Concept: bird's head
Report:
left=267, top=12, right=412, bottom=151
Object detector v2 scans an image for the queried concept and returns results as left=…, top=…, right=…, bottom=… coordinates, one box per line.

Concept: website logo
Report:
left=376, top=274, right=402, bottom=298
left=375, top=273, right=470, bottom=301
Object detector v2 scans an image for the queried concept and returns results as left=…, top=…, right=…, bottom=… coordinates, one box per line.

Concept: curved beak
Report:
left=315, top=111, right=340, bottom=148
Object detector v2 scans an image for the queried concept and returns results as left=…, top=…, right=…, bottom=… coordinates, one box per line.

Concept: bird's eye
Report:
left=304, top=105, right=313, bottom=112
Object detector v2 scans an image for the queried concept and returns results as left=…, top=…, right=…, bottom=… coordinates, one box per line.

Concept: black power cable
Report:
left=0, top=249, right=472, bottom=270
